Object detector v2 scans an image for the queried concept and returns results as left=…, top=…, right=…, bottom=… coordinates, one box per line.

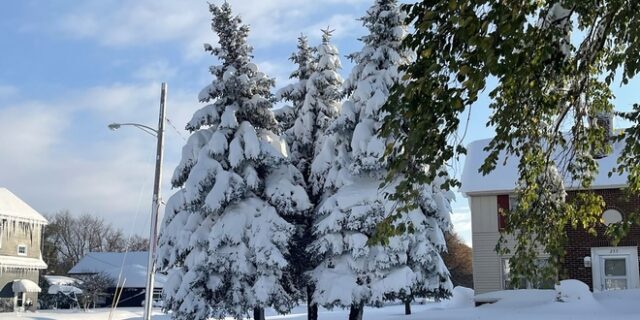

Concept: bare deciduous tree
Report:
left=78, top=272, right=115, bottom=310
left=43, top=211, right=148, bottom=273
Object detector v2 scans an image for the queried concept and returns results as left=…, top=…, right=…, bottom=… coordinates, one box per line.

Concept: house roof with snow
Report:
left=460, top=138, right=627, bottom=196
left=43, top=275, right=82, bottom=286
left=68, top=251, right=166, bottom=288
left=0, top=188, right=48, bottom=224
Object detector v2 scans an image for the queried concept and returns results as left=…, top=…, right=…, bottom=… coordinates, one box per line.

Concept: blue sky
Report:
left=6, top=0, right=475, bottom=243
left=2, top=1, right=638, bottom=247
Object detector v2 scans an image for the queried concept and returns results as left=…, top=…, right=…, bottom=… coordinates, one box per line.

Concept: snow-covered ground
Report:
left=4, top=285, right=640, bottom=320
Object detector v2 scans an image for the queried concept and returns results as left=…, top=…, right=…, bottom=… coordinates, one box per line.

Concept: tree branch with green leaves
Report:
left=381, top=0, right=640, bottom=285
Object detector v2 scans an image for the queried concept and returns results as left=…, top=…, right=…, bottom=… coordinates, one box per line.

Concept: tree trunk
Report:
left=253, top=307, right=265, bottom=320
left=307, top=286, right=318, bottom=320
left=404, top=300, right=411, bottom=315
left=348, top=303, right=364, bottom=320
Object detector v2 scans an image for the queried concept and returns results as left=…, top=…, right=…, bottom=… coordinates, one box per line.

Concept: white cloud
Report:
left=133, top=60, right=178, bottom=82
left=302, top=14, right=362, bottom=40
left=55, top=0, right=368, bottom=60
left=257, top=59, right=295, bottom=88
left=451, top=205, right=472, bottom=246
left=59, top=1, right=208, bottom=47
left=78, top=83, right=159, bottom=116
left=0, top=82, right=195, bottom=235
left=4, top=0, right=427, bottom=237
left=0, top=103, right=68, bottom=167
left=0, top=85, right=18, bottom=99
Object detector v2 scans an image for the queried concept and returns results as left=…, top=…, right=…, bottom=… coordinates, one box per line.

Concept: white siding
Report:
left=470, top=195, right=503, bottom=294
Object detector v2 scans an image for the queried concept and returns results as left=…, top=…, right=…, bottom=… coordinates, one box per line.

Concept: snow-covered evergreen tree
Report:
left=273, top=105, right=296, bottom=134
left=280, top=31, right=342, bottom=180
left=276, top=34, right=316, bottom=135
left=276, top=30, right=343, bottom=320
left=157, top=3, right=310, bottom=320
left=308, top=1, right=453, bottom=319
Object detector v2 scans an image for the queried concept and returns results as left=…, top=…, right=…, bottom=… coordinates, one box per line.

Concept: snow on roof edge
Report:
left=44, top=275, right=83, bottom=286
left=68, top=251, right=150, bottom=274
left=460, top=138, right=628, bottom=195
left=12, top=279, right=41, bottom=293
left=0, top=255, right=48, bottom=270
left=0, top=188, right=48, bottom=224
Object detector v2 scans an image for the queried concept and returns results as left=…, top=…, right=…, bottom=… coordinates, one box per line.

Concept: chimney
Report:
left=590, top=110, right=614, bottom=159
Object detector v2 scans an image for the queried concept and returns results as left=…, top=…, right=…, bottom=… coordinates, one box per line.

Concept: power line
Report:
left=165, top=117, right=187, bottom=142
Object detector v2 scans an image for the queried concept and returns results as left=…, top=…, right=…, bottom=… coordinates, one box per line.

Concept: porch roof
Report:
left=0, top=255, right=47, bottom=270
left=12, top=279, right=41, bottom=293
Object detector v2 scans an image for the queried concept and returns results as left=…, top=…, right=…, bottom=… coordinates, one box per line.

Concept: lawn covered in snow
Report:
left=3, top=281, right=640, bottom=320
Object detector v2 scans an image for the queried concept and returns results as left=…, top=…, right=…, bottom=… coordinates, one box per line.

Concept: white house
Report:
left=0, top=188, right=48, bottom=312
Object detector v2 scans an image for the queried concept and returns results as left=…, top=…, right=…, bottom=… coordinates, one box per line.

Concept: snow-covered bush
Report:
left=555, top=280, right=595, bottom=303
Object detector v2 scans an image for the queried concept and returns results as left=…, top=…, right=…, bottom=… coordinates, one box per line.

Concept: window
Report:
left=496, top=195, right=509, bottom=230
left=501, top=258, right=555, bottom=289
left=603, top=258, right=627, bottom=290
left=508, top=195, right=518, bottom=211
left=16, top=293, right=24, bottom=307
left=497, top=194, right=519, bottom=230
left=501, top=258, right=524, bottom=289
left=17, top=244, right=27, bottom=256
left=602, top=209, right=623, bottom=226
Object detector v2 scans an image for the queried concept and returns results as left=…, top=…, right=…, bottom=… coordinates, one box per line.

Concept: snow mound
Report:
left=475, top=289, right=556, bottom=308
left=446, top=286, right=475, bottom=308
left=555, top=280, right=595, bottom=303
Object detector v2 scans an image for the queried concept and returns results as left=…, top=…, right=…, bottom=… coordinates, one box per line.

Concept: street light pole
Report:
left=108, top=83, right=167, bottom=320
left=143, top=82, right=167, bottom=320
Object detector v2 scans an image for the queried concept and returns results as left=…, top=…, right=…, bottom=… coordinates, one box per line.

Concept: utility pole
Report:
left=143, top=82, right=167, bottom=320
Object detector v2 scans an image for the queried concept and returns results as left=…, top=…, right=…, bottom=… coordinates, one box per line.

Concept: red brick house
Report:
left=460, top=138, right=640, bottom=294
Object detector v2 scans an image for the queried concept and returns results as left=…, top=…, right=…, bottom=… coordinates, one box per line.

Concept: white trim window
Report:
left=17, top=244, right=27, bottom=256
left=501, top=258, right=555, bottom=289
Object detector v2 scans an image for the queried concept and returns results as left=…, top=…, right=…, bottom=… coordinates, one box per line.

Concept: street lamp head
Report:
left=108, top=123, right=121, bottom=131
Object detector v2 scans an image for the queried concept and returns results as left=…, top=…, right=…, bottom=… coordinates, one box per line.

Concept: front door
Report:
left=14, top=292, right=25, bottom=312
left=592, top=247, right=639, bottom=292
left=600, top=256, right=628, bottom=290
